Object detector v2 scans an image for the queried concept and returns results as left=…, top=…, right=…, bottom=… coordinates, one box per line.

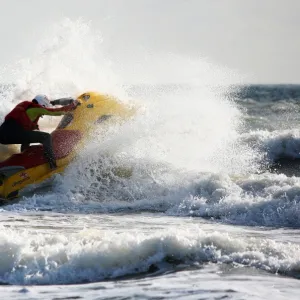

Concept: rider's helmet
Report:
left=33, top=94, right=50, bottom=107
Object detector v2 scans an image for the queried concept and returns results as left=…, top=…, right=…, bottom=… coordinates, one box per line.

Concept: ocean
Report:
left=0, top=20, right=300, bottom=300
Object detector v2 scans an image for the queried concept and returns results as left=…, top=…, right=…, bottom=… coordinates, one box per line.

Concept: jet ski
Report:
left=0, top=92, right=134, bottom=202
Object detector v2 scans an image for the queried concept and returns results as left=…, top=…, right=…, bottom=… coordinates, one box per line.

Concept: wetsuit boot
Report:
left=42, top=135, right=57, bottom=170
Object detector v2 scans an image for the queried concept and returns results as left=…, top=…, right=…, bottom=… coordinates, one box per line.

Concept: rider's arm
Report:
left=26, top=105, right=75, bottom=121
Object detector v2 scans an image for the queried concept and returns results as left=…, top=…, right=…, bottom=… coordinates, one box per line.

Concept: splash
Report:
left=0, top=19, right=122, bottom=100
left=0, top=19, right=263, bottom=216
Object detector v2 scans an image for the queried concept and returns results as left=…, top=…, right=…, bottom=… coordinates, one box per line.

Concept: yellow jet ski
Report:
left=0, top=92, right=134, bottom=202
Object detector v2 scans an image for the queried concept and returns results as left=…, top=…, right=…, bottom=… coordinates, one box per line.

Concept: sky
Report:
left=0, top=0, right=299, bottom=84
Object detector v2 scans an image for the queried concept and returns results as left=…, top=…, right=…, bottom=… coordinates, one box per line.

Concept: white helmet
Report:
left=33, top=94, right=50, bottom=107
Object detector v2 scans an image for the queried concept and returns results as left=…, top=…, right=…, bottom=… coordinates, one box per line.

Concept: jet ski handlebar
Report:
left=50, top=98, right=80, bottom=106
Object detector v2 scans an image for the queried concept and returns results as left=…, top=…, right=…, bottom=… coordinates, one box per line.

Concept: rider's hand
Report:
left=69, top=100, right=80, bottom=110
left=72, top=100, right=80, bottom=107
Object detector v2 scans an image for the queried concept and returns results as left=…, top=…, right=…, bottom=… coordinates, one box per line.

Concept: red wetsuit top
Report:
left=5, top=101, right=74, bottom=131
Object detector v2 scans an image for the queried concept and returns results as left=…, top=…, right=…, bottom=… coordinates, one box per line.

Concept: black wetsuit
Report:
left=0, top=118, right=56, bottom=169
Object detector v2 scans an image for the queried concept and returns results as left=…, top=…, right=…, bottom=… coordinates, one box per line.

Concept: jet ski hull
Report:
left=0, top=92, right=134, bottom=201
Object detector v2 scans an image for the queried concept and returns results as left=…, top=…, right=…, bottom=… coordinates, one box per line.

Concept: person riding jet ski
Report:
left=0, top=95, right=78, bottom=170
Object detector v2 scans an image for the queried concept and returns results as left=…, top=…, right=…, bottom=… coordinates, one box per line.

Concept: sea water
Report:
left=0, top=19, right=299, bottom=299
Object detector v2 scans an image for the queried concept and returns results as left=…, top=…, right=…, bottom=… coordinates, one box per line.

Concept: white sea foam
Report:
left=0, top=223, right=299, bottom=285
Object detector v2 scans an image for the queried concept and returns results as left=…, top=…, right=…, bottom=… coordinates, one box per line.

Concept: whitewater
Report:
left=0, top=19, right=300, bottom=299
